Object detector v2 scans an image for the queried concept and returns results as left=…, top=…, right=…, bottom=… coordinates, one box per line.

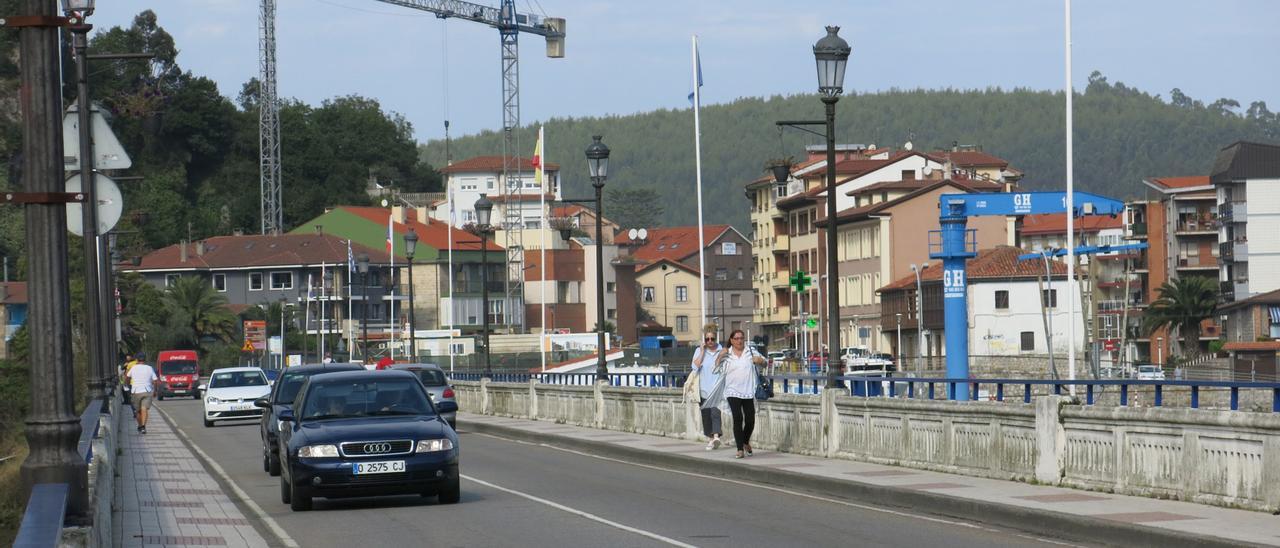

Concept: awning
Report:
left=1270, top=306, right=1280, bottom=324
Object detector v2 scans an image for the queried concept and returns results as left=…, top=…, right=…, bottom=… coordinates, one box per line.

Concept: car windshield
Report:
left=161, top=360, right=198, bottom=375
left=209, top=370, right=266, bottom=389
left=411, top=369, right=448, bottom=386
left=275, top=373, right=310, bottom=403
left=1139, top=366, right=1159, bottom=372
left=300, top=379, right=434, bottom=420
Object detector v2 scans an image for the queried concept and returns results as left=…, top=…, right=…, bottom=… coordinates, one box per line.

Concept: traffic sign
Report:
left=241, top=340, right=255, bottom=352
left=65, top=173, right=124, bottom=236
left=63, top=101, right=132, bottom=170
left=805, top=317, right=818, bottom=329
left=789, top=270, right=812, bottom=292
left=243, top=320, right=267, bottom=350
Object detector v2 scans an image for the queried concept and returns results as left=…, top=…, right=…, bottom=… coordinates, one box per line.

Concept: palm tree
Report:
left=163, top=276, right=237, bottom=352
left=1142, top=276, right=1219, bottom=358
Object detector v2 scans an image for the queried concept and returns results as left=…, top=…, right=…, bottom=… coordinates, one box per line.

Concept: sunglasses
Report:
left=704, top=337, right=716, bottom=342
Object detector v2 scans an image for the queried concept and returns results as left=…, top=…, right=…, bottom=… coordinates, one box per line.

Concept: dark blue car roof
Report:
left=307, top=369, right=417, bottom=384
left=281, top=364, right=365, bottom=375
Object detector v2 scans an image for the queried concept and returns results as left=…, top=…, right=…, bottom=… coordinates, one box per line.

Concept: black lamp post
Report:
left=814, top=26, right=851, bottom=389
left=404, top=228, right=419, bottom=361
left=357, top=253, right=370, bottom=362
left=474, top=194, right=495, bottom=378
left=324, top=268, right=336, bottom=357
left=585, top=136, right=612, bottom=383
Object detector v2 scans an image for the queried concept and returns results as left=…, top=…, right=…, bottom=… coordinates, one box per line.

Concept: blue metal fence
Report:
left=14, top=395, right=106, bottom=548
left=453, top=372, right=1280, bottom=413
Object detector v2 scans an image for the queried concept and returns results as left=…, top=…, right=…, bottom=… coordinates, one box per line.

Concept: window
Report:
left=367, top=303, right=383, bottom=320
left=249, top=272, right=264, bottom=291
left=994, top=290, right=1009, bottom=310
left=212, top=274, right=227, bottom=292
left=1041, top=289, right=1058, bottom=308
left=606, top=282, right=616, bottom=293
left=1020, top=331, right=1035, bottom=351
left=606, top=308, right=617, bottom=320
left=901, top=169, right=915, bottom=180
left=449, top=343, right=465, bottom=355
left=737, top=268, right=744, bottom=280
left=271, top=272, right=293, bottom=290
left=675, top=285, right=689, bottom=302
left=731, top=294, right=742, bottom=308
left=459, top=177, right=478, bottom=191
left=721, top=242, right=737, bottom=255
left=487, top=178, right=495, bottom=190
left=642, top=286, right=655, bottom=303
left=676, top=315, right=689, bottom=332
left=165, top=274, right=180, bottom=287
left=715, top=268, right=728, bottom=281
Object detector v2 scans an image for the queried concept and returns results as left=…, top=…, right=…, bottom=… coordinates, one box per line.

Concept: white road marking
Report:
left=461, top=473, right=699, bottom=548
left=475, top=433, right=1082, bottom=548
left=157, top=406, right=301, bottom=548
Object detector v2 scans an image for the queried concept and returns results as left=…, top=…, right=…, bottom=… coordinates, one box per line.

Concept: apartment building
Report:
left=435, top=156, right=561, bottom=228
left=1214, top=141, right=1280, bottom=303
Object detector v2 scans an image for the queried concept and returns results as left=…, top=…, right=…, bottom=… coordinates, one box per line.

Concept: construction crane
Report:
left=374, top=0, right=565, bottom=333
left=259, top=0, right=282, bottom=235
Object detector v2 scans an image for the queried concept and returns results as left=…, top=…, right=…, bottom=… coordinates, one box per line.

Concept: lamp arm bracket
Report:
left=1, top=15, right=78, bottom=28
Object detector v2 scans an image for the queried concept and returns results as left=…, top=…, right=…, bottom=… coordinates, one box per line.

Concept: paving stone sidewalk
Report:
left=461, top=412, right=1280, bottom=547
left=113, top=407, right=270, bottom=548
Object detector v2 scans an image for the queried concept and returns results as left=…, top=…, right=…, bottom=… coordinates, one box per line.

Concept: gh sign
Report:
left=943, top=267, right=965, bottom=299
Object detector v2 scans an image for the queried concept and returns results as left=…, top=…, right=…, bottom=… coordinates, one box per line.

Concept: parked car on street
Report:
left=256, top=363, right=363, bottom=476
left=1136, top=364, right=1166, bottom=380
left=203, top=367, right=271, bottom=427
left=277, top=370, right=460, bottom=511
left=388, top=363, right=458, bottom=429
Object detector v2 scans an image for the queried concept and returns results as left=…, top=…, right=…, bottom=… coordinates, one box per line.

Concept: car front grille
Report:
left=212, top=409, right=263, bottom=418
left=339, top=440, right=413, bottom=457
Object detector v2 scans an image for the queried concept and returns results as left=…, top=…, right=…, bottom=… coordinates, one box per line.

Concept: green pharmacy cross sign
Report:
left=806, top=317, right=818, bottom=329
left=789, top=270, right=812, bottom=292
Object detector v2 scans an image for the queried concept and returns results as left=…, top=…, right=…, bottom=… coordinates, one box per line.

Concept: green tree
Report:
left=163, top=276, right=237, bottom=353
left=1143, top=276, right=1219, bottom=357
left=604, top=186, right=665, bottom=229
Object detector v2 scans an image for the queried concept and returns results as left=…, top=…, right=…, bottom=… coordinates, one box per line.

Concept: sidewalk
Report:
left=460, top=412, right=1280, bottom=547
left=112, top=406, right=271, bottom=548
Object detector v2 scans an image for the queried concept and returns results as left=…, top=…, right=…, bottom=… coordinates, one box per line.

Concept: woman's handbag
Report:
left=750, top=348, right=773, bottom=401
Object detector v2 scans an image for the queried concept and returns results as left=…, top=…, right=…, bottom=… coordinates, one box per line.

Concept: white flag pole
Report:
left=692, top=35, right=708, bottom=333
left=447, top=188, right=456, bottom=372
left=539, top=125, right=547, bottom=373
left=1064, top=0, right=1077, bottom=392
left=304, top=273, right=312, bottom=365
left=388, top=215, right=396, bottom=361
left=319, top=262, right=326, bottom=357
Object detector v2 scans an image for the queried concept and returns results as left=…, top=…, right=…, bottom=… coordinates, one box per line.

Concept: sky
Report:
left=88, top=0, right=1279, bottom=142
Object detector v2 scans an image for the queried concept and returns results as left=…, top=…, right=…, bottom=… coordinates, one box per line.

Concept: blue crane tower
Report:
left=930, top=191, right=1127, bottom=400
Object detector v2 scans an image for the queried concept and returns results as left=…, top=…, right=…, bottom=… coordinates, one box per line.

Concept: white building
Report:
left=434, top=155, right=561, bottom=228
left=1214, top=141, right=1280, bottom=303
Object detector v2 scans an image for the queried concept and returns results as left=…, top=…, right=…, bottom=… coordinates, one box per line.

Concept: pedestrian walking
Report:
left=127, top=352, right=158, bottom=434
left=717, top=329, right=766, bottom=459
left=121, top=354, right=137, bottom=411
left=690, top=325, right=724, bottom=450
left=322, top=352, right=333, bottom=364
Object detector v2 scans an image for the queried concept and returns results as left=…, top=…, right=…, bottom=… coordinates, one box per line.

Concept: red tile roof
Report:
left=1222, top=341, right=1280, bottom=352
left=340, top=207, right=501, bottom=252
left=924, top=150, right=1011, bottom=168
left=1019, top=213, right=1124, bottom=235
left=818, top=178, right=1004, bottom=228
left=440, top=156, right=559, bottom=174
left=488, top=193, right=555, bottom=203
left=880, top=246, right=1071, bottom=292
left=615, top=225, right=731, bottom=265
left=1145, top=176, right=1210, bottom=190
left=1218, top=287, right=1280, bottom=312
left=131, top=233, right=392, bottom=271
left=0, top=282, right=27, bottom=304
left=852, top=176, right=1005, bottom=195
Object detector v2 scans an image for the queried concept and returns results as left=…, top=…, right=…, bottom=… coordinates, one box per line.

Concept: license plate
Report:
left=230, top=404, right=254, bottom=411
left=353, top=461, right=405, bottom=475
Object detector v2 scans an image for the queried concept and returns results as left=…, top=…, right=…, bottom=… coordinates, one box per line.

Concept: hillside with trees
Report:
left=422, top=74, right=1280, bottom=231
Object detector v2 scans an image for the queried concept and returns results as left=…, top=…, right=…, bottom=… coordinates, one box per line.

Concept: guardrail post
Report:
left=1035, top=395, right=1069, bottom=485
left=1155, top=384, right=1163, bottom=407
left=1120, top=384, right=1128, bottom=407
left=593, top=378, right=606, bottom=429
left=528, top=378, right=539, bottom=419
left=820, top=384, right=838, bottom=457
left=479, top=377, right=491, bottom=415
left=1231, top=387, right=1239, bottom=411
left=1191, top=385, right=1200, bottom=409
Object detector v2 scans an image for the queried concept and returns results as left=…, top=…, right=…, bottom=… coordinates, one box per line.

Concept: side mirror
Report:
left=278, top=409, right=295, bottom=422
left=197, top=383, right=207, bottom=392
left=253, top=397, right=270, bottom=409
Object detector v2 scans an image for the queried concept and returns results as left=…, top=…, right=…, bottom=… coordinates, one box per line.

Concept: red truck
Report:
left=156, top=350, right=200, bottom=400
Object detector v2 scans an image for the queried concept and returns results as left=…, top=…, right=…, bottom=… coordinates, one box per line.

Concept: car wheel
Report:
left=437, top=474, right=460, bottom=504
left=262, top=451, right=269, bottom=473
left=279, top=472, right=291, bottom=504
left=290, top=483, right=312, bottom=511
left=193, top=392, right=200, bottom=400
left=203, top=418, right=213, bottom=428
left=267, top=451, right=281, bottom=477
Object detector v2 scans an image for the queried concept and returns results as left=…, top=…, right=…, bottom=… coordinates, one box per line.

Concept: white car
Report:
left=203, top=367, right=272, bottom=427
left=1135, top=364, right=1166, bottom=381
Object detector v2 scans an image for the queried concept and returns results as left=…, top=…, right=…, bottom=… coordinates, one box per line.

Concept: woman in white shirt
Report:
left=715, top=329, right=766, bottom=459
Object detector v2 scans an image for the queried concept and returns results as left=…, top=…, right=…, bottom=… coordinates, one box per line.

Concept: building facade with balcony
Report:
left=433, top=156, right=561, bottom=228
left=1218, top=288, right=1280, bottom=381
left=0, top=282, right=27, bottom=360
left=1213, top=141, right=1280, bottom=303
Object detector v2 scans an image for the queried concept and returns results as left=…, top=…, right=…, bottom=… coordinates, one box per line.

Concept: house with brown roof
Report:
left=1218, top=287, right=1280, bottom=381
left=616, top=225, right=752, bottom=342
left=436, top=155, right=561, bottom=228
left=878, top=246, right=1084, bottom=374
left=1, top=281, right=27, bottom=360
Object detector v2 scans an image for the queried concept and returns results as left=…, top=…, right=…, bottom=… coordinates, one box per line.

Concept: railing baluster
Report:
left=1231, top=387, right=1239, bottom=411
left=1086, top=384, right=1094, bottom=405
left=908, top=381, right=916, bottom=399
left=1191, top=385, right=1199, bottom=409
left=1155, top=384, right=1163, bottom=407
left=1023, top=383, right=1031, bottom=404
left=996, top=383, right=1004, bottom=402
left=928, top=382, right=935, bottom=400
left=1120, top=384, right=1128, bottom=407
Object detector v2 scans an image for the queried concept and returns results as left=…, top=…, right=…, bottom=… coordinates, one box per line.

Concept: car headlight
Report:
left=276, top=420, right=286, bottom=433
left=205, top=396, right=220, bottom=404
left=415, top=438, right=455, bottom=453
left=297, top=444, right=339, bottom=458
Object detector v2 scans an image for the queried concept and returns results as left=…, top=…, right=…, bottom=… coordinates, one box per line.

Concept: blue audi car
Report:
left=277, top=370, right=460, bottom=511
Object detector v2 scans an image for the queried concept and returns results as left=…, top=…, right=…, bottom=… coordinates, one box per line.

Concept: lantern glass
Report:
left=585, top=135, right=610, bottom=180
left=474, top=194, right=494, bottom=228
left=813, top=26, right=851, bottom=97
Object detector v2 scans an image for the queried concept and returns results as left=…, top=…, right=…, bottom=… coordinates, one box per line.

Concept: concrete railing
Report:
left=457, top=379, right=1280, bottom=512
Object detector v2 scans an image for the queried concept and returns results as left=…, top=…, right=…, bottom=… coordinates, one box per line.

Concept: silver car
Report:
left=388, top=363, right=458, bottom=429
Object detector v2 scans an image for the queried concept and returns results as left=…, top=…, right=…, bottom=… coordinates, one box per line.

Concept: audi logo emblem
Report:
left=363, top=443, right=393, bottom=454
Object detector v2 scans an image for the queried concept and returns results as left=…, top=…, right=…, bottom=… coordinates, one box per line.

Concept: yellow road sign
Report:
left=242, top=340, right=255, bottom=352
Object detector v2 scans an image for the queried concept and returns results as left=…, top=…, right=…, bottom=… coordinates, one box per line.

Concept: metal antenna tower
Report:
left=259, top=0, right=282, bottom=234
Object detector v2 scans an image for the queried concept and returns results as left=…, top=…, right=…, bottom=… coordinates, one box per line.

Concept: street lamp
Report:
left=911, top=263, right=926, bottom=374
left=1040, top=249, right=1057, bottom=378
left=895, top=312, right=902, bottom=367
left=474, top=194, right=495, bottom=378
left=586, top=138, right=611, bottom=384
left=357, top=253, right=370, bottom=363
left=61, top=0, right=95, bottom=15
left=816, top=26, right=850, bottom=389
left=404, top=228, right=419, bottom=361
left=1156, top=336, right=1163, bottom=366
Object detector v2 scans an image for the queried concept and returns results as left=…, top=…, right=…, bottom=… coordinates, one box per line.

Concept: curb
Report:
left=464, top=419, right=1260, bottom=548
left=154, top=406, right=300, bottom=548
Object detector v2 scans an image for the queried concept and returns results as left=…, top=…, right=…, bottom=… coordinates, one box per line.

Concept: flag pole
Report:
left=388, top=213, right=396, bottom=361
left=319, top=262, right=326, bottom=357
left=1064, top=0, right=1077, bottom=392
left=447, top=188, right=456, bottom=372
left=347, top=240, right=355, bottom=363
left=538, top=126, right=548, bottom=373
left=692, top=35, right=708, bottom=333
left=304, top=273, right=312, bottom=365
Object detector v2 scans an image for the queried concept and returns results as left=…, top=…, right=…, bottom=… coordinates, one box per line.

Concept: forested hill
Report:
left=420, top=74, right=1280, bottom=231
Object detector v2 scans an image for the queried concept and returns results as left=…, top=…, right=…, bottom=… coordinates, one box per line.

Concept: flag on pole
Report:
left=387, top=213, right=396, bottom=359
left=347, top=240, right=355, bottom=275
left=687, top=40, right=703, bottom=104
left=532, top=128, right=545, bottom=191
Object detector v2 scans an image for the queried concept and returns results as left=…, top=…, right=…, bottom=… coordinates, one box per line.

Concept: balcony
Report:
left=452, top=280, right=509, bottom=295
left=1175, top=219, right=1217, bottom=236
left=1218, top=201, right=1246, bottom=222
left=1219, top=239, right=1247, bottom=261
left=771, top=272, right=789, bottom=290
left=1124, top=221, right=1147, bottom=240
left=773, top=233, right=789, bottom=251
left=1175, top=255, right=1217, bottom=271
